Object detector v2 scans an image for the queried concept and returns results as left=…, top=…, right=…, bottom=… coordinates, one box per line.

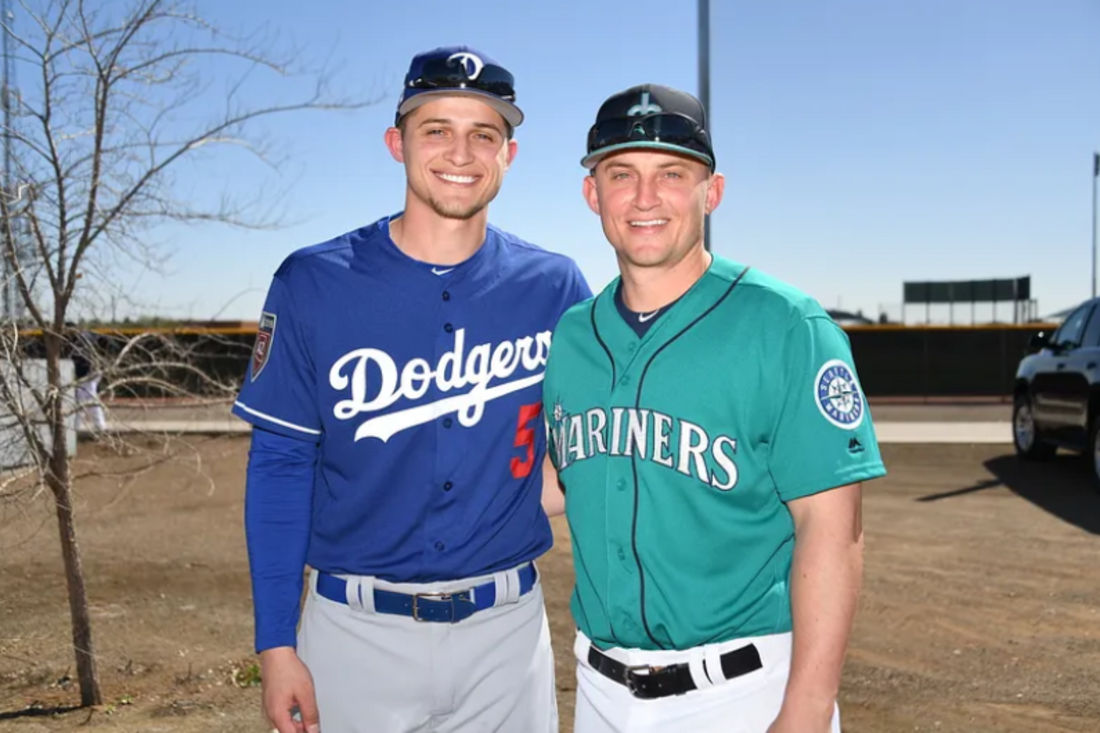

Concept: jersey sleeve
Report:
left=768, top=314, right=886, bottom=502
left=245, top=425, right=317, bottom=652
left=232, top=274, right=322, bottom=443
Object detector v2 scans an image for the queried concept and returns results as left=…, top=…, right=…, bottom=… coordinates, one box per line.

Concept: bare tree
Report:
left=0, top=0, right=379, bottom=707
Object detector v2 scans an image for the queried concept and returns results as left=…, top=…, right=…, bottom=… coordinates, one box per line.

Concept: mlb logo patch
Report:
left=250, top=312, right=277, bottom=381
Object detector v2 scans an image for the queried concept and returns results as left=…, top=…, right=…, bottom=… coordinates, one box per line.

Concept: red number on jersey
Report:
left=510, top=402, right=543, bottom=479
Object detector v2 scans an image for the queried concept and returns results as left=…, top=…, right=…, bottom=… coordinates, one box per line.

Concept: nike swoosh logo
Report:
left=431, top=267, right=455, bottom=276
left=638, top=310, right=660, bottom=323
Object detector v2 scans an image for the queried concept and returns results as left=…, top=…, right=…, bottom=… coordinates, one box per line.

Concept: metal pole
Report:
left=1093, top=152, right=1098, bottom=299
left=1, top=0, right=11, bottom=322
left=699, top=0, right=711, bottom=252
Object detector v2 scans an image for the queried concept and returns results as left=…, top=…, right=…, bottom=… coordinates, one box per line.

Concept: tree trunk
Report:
left=51, top=475, right=102, bottom=707
left=45, top=330, right=102, bottom=707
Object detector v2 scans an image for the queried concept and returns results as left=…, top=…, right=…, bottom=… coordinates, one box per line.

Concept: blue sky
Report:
left=61, top=0, right=1100, bottom=324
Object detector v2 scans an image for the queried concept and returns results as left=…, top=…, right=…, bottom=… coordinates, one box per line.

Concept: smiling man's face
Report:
left=387, top=96, right=517, bottom=221
left=584, top=148, right=723, bottom=270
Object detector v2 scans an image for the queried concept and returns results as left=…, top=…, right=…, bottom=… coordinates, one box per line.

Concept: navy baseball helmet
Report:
left=396, top=46, right=523, bottom=128
left=581, top=84, right=714, bottom=171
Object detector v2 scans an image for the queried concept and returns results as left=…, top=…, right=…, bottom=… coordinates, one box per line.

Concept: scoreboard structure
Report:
left=902, top=276, right=1035, bottom=325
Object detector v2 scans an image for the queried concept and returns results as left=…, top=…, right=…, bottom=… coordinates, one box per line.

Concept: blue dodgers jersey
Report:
left=232, top=215, right=591, bottom=583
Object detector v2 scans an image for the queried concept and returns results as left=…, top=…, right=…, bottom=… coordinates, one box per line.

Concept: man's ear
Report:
left=583, top=173, right=602, bottom=216
left=384, top=126, right=405, bottom=163
left=705, top=171, right=725, bottom=215
left=504, top=138, right=518, bottom=170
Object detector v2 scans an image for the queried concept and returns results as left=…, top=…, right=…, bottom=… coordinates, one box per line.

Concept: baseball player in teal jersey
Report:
left=540, top=84, right=887, bottom=733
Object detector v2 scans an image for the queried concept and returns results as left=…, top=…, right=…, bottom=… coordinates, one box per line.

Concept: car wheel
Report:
left=1089, top=418, right=1100, bottom=491
left=1013, top=393, right=1056, bottom=460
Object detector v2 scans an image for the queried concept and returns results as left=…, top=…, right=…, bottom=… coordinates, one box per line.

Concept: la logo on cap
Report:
left=627, top=91, right=662, bottom=116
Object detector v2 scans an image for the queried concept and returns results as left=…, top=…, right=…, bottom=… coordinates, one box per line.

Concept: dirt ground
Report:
left=2, top=435, right=1099, bottom=732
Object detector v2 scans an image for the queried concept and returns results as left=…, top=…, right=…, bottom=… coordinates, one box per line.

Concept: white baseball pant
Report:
left=571, top=629, right=841, bottom=733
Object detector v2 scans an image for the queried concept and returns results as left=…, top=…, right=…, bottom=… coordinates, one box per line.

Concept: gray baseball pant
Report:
left=297, top=562, right=558, bottom=732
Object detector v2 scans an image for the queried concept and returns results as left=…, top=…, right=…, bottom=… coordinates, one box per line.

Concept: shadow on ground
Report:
left=917, top=452, right=1100, bottom=535
left=0, top=705, right=83, bottom=721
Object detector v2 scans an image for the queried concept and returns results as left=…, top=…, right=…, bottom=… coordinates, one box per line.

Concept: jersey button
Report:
left=443, top=418, right=453, bottom=428
left=616, top=479, right=626, bottom=491
left=444, top=323, right=454, bottom=333
left=435, top=541, right=446, bottom=551
left=619, top=375, right=631, bottom=387
left=617, top=548, right=626, bottom=561
left=627, top=342, right=637, bottom=352
left=443, top=481, right=453, bottom=492
left=442, top=291, right=451, bottom=301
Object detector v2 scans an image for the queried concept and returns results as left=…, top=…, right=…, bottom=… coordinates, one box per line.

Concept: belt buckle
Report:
left=622, top=664, right=654, bottom=697
left=411, top=591, right=452, bottom=622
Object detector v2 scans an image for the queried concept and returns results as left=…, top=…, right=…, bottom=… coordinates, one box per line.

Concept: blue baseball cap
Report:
left=395, top=46, right=524, bottom=128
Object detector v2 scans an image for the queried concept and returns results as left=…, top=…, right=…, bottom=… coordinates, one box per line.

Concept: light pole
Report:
left=699, top=0, right=711, bottom=252
left=1093, top=152, right=1098, bottom=298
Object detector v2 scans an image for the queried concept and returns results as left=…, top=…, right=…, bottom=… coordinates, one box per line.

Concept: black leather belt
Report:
left=587, top=642, right=763, bottom=699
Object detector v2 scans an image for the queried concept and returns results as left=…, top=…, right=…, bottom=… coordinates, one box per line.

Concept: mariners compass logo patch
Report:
left=814, top=359, right=864, bottom=430
left=250, top=312, right=277, bottom=382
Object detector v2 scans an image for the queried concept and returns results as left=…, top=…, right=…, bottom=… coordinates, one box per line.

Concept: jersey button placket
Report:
left=431, top=289, right=462, bottom=565
left=610, top=340, right=644, bottom=641
left=606, top=466, right=638, bottom=634
left=441, top=275, right=454, bottom=334
left=605, top=349, right=638, bottom=631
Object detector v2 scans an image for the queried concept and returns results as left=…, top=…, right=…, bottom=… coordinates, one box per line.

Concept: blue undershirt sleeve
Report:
left=244, top=425, right=318, bottom=653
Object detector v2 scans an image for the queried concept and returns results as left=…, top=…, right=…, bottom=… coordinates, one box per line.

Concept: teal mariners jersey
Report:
left=542, top=254, right=887, bottom=652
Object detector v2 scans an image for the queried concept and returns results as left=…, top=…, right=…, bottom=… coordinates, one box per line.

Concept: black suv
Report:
left=1013, top=297, right=1100, bottom=485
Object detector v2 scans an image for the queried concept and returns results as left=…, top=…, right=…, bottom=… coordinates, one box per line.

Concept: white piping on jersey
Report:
left=234, top=400, right=322, bottom=435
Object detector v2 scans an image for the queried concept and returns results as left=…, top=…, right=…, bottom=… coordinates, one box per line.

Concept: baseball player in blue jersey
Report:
left=232, top=46, right=591, bottom=733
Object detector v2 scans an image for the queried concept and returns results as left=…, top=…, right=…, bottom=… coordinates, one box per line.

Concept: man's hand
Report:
left=260, top=646, right=320, bottom=733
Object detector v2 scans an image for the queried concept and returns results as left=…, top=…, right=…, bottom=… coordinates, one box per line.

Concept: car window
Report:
left=1082, top=304, right=1100, bottom=348
left=1051, top=304, right=1094, bottom=350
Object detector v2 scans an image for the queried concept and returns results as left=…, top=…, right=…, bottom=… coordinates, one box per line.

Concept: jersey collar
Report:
left=351, top=212, right=501, bottom=290
left=592, top=254, right=748, bottom=355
